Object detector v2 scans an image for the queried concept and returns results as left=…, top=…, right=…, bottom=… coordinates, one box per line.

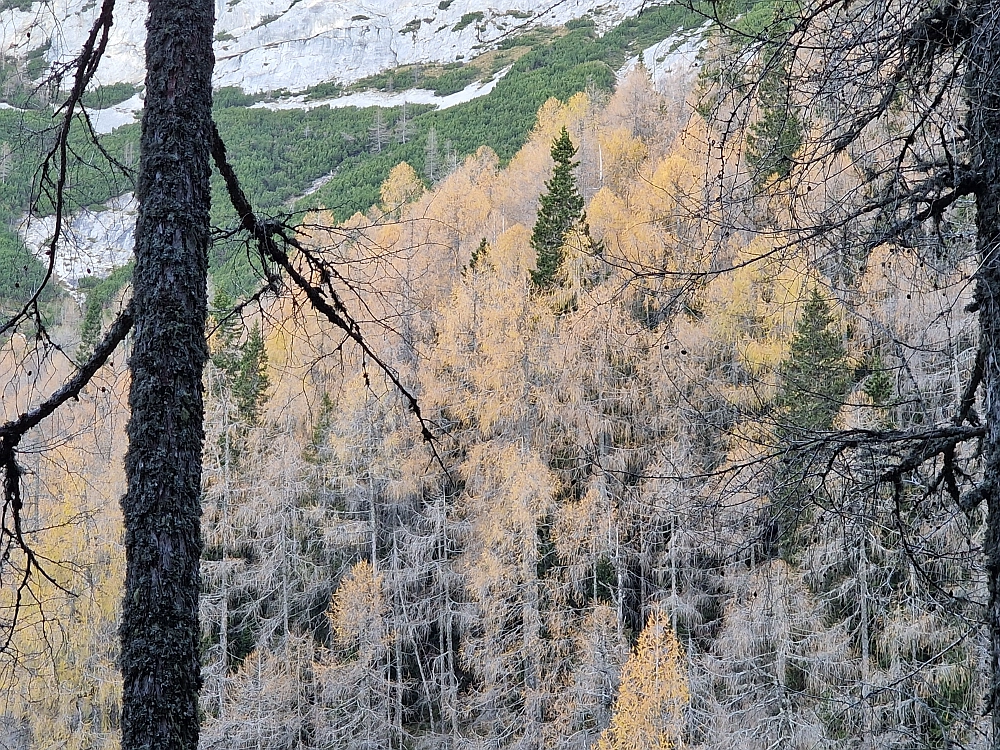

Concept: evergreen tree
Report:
left=766, top=289, right=853, bottom=558
left=741, top=10, right=803, bottom=189
left=209, top=289, right=240, bottom=373
left=776, top=289, right=852, bottom=435
left=467, top=237, right=489, bottom=273
left=231, top=324, right=269, bottom=426
left=745, top=60, right=803, bottom=187
left=531, top=126, right=585, bottom=289
left=209, top=292, right=270, bottom=429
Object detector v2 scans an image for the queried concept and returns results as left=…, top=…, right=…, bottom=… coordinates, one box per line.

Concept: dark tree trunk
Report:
left=968, top=1, right=1000, bottom=743
left=119, top=0, right=214, bottom=748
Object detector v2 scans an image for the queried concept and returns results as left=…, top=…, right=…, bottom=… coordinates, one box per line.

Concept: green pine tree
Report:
left=745, top=47, right=803, bottom=187
left=530, top=126, right=585, bottom=289
left=467, top=237, right=489, bottom=274
left=209, top=289, right=240, bottom=374
left=231, top=323, right=270, bottom=426
left=209, top=290, right=270, bottom=427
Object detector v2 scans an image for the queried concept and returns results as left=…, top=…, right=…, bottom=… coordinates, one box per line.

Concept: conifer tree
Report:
left=741, top=9, right=803, bottom=188
left=766, top=289, right=853, bottom=557
left=531, top=127, right=585, bottom=289
left=596, top=610, right=689, bottom=750
left=776, top=289, right=852, bottom=435
left=745, top=62, right=802, bottom=187
left=467, top=237, right=489, bottom=273
left=209, top=292, right=270, bottom=428
left=369, top=109, right=387, bottom=154
left=231, top=324, right=269, bottom=427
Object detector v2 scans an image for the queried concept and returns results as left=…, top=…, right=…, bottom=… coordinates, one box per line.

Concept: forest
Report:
left=0, top=2, right=704, bottom=303
left=0, top=0, right=993, bottom=748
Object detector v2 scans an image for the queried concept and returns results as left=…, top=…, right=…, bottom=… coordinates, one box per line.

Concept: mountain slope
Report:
left=2, top=0, right=658, bottom=95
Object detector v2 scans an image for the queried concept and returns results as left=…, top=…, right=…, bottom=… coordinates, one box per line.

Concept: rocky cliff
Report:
left=1, top=0, right=652, bottom=94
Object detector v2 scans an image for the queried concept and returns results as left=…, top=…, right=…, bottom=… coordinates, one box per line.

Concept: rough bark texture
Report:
left=968, top=1, right=1000, bottom=742
left=120, top=0, right=214, bottom=748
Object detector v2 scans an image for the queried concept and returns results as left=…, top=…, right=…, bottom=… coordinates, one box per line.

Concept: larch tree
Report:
left=0, top=0, right=433, bottom=748
left=380, top=162, right=424, bottom=216
left=596, top=610, right=689, bottom=750
left=696, top=0, right=1000, bottom=740
left=0, top=0, right=218, bottom=746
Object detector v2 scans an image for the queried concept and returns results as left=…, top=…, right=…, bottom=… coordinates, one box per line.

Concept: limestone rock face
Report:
left=5, top=0, right=701, bottom=283
left=1, top=0, right=649, bottom=94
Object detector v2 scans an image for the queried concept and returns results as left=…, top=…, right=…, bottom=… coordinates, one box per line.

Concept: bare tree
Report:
left=370, top=109, right=387, bottom=155
left=424, top=126, right=440, bottom=184
left=693, top=0, right=1000, bottom=740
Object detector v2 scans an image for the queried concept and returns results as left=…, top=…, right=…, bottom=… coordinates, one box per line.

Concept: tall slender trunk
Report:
left=119, top=0, right=214, bottom=748
left=969, top=3, right=1000, bottom=744
left=859, top=534, right=871, bottom=750
left=220, top=389, right=231, bottom=717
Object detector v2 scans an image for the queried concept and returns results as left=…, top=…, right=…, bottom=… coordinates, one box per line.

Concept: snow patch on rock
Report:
left=616, top=25, right=707, bottom=89
left=89, top=92, right=144, bottom=134
left=251, top=64, right=509, bottom=112
left=3, top=1, right=695, bottom=284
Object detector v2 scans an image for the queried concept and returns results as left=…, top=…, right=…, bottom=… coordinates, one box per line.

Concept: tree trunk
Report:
left=969, top=1, right=1000, bottom=743
left=119, top=0, right=214, bottom=747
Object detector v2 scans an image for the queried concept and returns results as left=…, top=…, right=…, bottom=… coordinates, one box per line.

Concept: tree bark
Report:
left=967, top=1, right=1000, bottom=742
left=119, top=0, right=214, bottom=747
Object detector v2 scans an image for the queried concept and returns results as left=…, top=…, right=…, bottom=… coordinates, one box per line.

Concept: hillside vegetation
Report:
left=1, top=59, right=982, bottom=749
left=0, top=4, right=708, bottom=311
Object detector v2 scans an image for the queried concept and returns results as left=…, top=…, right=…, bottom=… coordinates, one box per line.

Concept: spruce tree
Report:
left=777, top=289, right=852, bottom=435
left=745, top=58, right=803, bottom=187
left=209, top=293, right=270, bottom=428
left=231, top=324, right=269, bottom=426
left=467, top=237, right=489, bottom=273
left=530, top=126, right=585, bottom=289
left=741, top=11, right=803, bottom=188
left=766, top=289, right=853, bottom=558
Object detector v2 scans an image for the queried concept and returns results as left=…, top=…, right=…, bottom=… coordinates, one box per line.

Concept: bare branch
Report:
left=0, top=301, right=131, bottom=649
left=209, top=123, right=450, bottom=476
left=2, top=0, right=118, bottom=338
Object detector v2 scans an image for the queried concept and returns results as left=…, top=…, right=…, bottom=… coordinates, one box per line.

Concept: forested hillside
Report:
left=0, top=44, right=984, bottom=748
left=0, top=4, right=704, bottom=314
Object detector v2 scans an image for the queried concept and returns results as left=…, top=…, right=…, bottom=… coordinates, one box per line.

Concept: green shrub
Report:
left=453, top=11, right=484, bottom=32
left=81, top=82, right=139, bottom=109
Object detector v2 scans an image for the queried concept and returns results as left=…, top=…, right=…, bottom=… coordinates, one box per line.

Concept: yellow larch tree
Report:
left=597, top=610, right=689, bottom=750
left=379, top=161, right=424, bottom=216
left=597, top=126, right=648, bottom=200
left=0, top=357, right=128, bottom=750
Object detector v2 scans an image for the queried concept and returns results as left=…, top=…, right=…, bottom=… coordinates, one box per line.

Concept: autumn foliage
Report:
left=0, top=60, right=984, bottom=750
